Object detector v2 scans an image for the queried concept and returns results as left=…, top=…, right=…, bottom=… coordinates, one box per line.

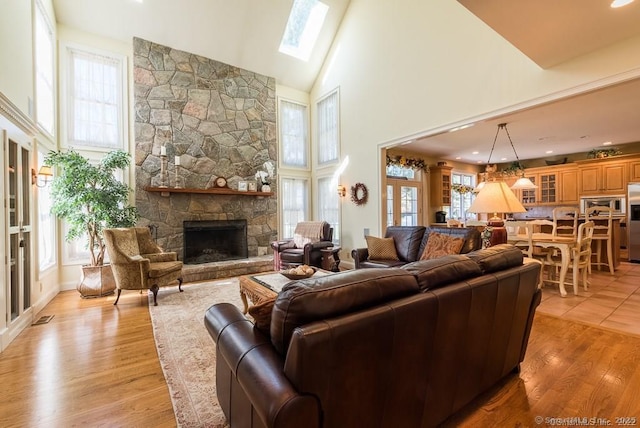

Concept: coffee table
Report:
left=239, top=270, right=331, bottom=314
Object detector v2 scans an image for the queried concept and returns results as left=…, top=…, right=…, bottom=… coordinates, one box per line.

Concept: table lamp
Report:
left=467, top=181, right=527, bottom=246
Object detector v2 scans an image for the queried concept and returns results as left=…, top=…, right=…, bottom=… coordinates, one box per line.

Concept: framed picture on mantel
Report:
left=238, top=181, right=248, bottom=192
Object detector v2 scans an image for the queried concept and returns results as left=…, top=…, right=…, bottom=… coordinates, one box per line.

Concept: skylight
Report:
left=279, top=0, right=329, bottom=61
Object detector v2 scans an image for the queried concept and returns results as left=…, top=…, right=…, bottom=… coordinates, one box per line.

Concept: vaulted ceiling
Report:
left=53, top=0, right=640, bottom=162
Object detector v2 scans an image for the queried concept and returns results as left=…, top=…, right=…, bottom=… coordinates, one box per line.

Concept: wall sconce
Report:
left=337, top=184, right=346, bottom=197
left=33, top=165, right=53, bottom=187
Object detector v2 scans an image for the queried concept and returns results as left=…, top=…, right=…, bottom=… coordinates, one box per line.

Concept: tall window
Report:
left=281, top=177, right=309, bottom=238
left=66, top=46, right=123, bottom=149
left=34, top=0, right=55, bottom=136
left=280, top=100, right=309, bottom=168
left=448, top=172, right=476, bottom=221
left=37, top=150, right=56, bottom=271
left=317, top=90, right=339, bottom=165
left=318, top=176, right=340, bottom=244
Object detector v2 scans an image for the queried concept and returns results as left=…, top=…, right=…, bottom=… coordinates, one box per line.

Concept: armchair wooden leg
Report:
left=151, top=284, right=159, bottom=306
left=113, top=289, right=122, bottom=305
left=178, top=277, right=184, bottom=292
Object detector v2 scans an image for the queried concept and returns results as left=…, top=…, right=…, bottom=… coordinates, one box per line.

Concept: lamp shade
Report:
left=467, top=181, right=526, bottom=215
left=510, top=176, right=538, bottom=190
left=38, top=165, right=53, bottom=177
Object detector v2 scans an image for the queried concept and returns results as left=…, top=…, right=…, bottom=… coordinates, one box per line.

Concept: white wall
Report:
left=0, top=0, right=34, bottom=116
left=310, top=0, right=640, bottom=258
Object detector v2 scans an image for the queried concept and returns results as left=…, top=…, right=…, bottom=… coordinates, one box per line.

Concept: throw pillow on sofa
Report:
left=365, top=235, right=399, bottom=260
left=420, top=231, right=465, bottom=260
left=248, top=296, right=277, bottom=335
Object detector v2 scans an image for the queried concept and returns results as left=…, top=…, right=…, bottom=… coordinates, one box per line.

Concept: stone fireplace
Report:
left=183, top=220, right=248, bottom=264
left=132, top=37, right=278, bottom=273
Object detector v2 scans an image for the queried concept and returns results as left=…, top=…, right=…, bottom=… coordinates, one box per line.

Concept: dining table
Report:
left=507, top=232, right=577, bottom=297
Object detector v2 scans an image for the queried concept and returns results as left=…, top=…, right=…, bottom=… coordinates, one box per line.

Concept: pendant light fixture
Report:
left=474, top=123, right=538, bottom=191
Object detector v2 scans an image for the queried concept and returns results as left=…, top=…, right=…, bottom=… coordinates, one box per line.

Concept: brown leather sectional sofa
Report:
left=351, top=225, right=482, bottom=269
left=205, top=244, right=541, bottom=428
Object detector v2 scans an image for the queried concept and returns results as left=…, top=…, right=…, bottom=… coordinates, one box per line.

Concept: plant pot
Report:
left=77, top=264, right=116, bottom=298
left=261, top=184, right=271, bottom=193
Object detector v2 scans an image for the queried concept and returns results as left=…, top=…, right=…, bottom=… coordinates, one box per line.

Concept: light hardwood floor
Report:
left=1, top=264, right=639, bottom=427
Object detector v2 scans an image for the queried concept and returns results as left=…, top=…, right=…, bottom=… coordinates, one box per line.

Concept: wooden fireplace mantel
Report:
left=143, top=186, right=274, bottom=197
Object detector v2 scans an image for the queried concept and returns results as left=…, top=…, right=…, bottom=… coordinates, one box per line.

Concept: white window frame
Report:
left=316, top=89, right=340, bottom=167
left=37, top=149, right=56, bottom=272
left=280, top=176, right=310, bottom=239
left=447, top=172, right=477, bottom=221
left=278, top=98, right=310, bottom=170
left=60, top=41, right=127, bottom=151
left=34, top=0, right=55, bottom=138
left=316, top=175, right=340, bottom=245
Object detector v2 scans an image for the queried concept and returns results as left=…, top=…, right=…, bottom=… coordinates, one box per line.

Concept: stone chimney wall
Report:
left=132, top=37, right=277, bottom=258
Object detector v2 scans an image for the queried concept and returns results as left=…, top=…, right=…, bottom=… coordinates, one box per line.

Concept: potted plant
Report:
left=45, top=149, right=139, bottom=298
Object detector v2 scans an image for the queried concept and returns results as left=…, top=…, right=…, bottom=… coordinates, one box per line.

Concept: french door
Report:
left=5, top=134, right=32, bottom=323
left=386, top=178, right=422, bottom=227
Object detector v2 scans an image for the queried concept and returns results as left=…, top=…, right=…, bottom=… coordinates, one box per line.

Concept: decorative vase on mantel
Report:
left=261, top=184, right=271, bottom=193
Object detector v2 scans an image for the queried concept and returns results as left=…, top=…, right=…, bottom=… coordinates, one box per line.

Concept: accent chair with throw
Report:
left=271, top=221, right=334, bottom=270
left=104, top=227, right=184, bottom=306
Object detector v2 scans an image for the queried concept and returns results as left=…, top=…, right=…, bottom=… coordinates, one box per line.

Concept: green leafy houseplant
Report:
left=45, top=149, right=139, bottom=267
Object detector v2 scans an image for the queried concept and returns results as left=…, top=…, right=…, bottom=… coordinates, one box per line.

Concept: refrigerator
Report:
left=628, top=183, right=640, bottom=262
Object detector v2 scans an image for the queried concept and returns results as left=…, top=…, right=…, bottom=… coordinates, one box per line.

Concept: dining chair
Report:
left=526, top=219, right=555, bottom=258
left=585, top=206, right=615, bottom=275
left=544, top=221, right=595, bottom=295
left=505, top=221, right=531, bottom=256
left=552, top=206, right=579, bottom=237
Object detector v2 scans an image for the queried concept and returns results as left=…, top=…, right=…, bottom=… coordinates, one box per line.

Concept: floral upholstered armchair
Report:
left=104, top=227, right=183, bottom=306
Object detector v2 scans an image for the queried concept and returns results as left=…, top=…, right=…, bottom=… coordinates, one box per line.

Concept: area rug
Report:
left=149, top=279, right=243, bottom=428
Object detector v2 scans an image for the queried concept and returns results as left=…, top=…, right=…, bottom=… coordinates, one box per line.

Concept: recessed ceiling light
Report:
left=611, top=0, right=634, bottom=8
left=500, top=157, right=507, bottom=161
left=477, top=160, right=483, bottom=164
left=546, top=150, right=553, bottom=154
left=472, top=151, right=479, bottom=155
left=603, top=141, right=613, bottom=146
left=455, top=156, right=461, bottom=160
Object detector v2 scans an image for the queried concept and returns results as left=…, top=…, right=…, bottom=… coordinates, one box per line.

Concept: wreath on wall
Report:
left=350, top=182, right=369, bottom=206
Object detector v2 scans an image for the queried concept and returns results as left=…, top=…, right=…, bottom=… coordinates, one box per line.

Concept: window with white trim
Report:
left=281, top=177, right=309, bottom=238
left=317, top=176, right=340, bottom=244
left=447, top=172, right=476, bottom=221
left=279, top=99, right=309, bottom=168
left=66, top=46, right=124, bottom=149
left=37, top=150, right=56, bottom=271
left=316, top=90, right=339, bottom=165
left=34, top=0, right=55, bottom=136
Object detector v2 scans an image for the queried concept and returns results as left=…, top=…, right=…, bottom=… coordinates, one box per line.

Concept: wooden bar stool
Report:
left=585, top=206, right=615, bottom=275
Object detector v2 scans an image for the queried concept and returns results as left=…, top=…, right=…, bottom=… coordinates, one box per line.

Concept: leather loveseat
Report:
left=204, top=244, right=541, bottom=428
left=352, top=225, right=481, bottom=269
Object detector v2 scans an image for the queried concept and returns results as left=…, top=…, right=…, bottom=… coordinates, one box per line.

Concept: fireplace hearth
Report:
left=183, top=220, right=248, bottom=264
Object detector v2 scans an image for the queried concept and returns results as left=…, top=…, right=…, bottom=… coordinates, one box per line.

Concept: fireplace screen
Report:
left=183, top=220, right=248, bottom=264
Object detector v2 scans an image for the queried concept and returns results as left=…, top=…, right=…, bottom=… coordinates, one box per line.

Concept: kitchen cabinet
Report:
left=629, top=160, right=640, bottom=182
left=558, top=167, right=579, bottom=203
left=518, top=168, right=558, bottom=206
left=578, top=160, right=627, bottom=195
left=430, top=165, right=452, bottom=206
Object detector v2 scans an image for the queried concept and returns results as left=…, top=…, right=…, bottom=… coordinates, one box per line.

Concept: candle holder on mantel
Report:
left=173, top=155, right=183, bottom=189
left=159, top=149, right=168, bottom=188
left=174, top=166, right=184, bottom=189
